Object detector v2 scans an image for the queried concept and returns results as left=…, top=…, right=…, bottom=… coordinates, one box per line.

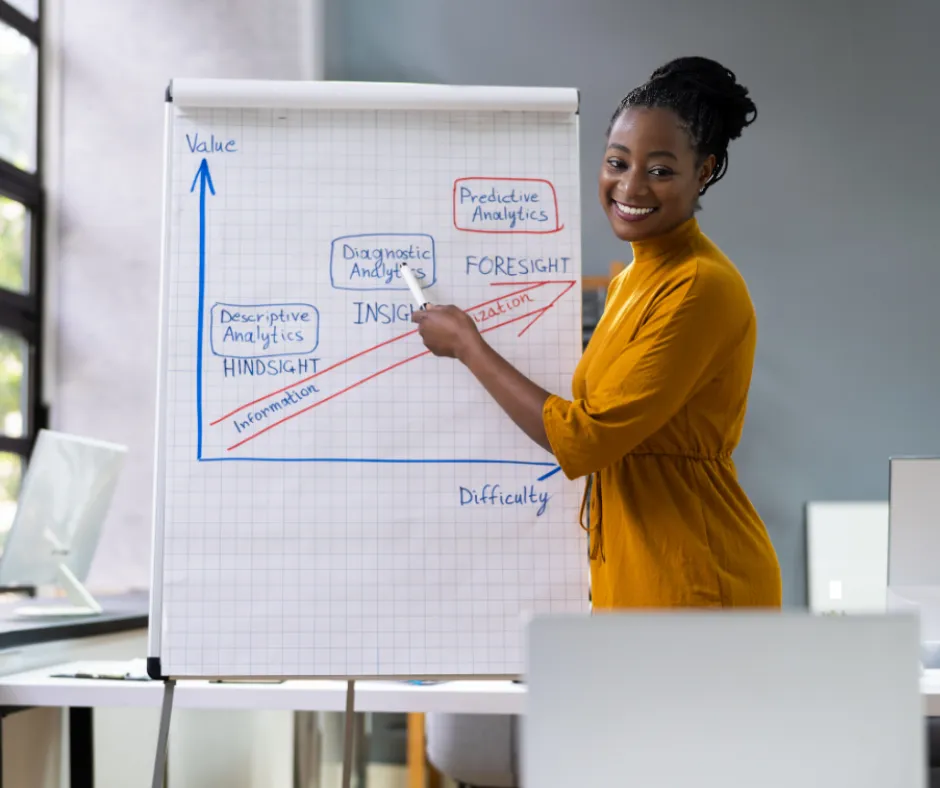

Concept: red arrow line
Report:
left=488, top=280, right=576, bottom=286
left=226, top=306, right=549, bottom=451
left=516, top=280, right=578, bottom=337
left=210, top=281, right=550, bottom=426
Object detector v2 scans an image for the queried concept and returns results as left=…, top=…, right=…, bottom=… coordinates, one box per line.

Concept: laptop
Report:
left=524, top=612, right=923, bottom=787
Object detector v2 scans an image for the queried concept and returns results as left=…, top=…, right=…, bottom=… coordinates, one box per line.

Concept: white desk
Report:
left=921, top=672, right=940, bottom=716
left=5, top=660, right=940, bottom=787
left=0, top=595, right=149, bottom=788
left=10, top=660, right=940, bottom=712
left=0, top=662, right=523, bottom=787
left=7, top=659, right=940, bottom=716
left=0, top=661, right=525, bottom=715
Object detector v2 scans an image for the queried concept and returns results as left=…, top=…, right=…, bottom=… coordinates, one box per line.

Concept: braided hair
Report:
left=609, top=57, right=757, bottom=195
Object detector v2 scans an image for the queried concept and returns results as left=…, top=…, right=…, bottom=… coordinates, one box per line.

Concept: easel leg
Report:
left=151, top=679, right=176, bottom=788
left=341, top=680, right=356, bottom=788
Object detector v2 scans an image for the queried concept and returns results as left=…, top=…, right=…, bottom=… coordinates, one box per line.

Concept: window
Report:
left=0, top=0, right=44, bottom=539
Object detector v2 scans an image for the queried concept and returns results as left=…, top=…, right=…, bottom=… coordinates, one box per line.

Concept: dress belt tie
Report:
left=579, top=472, right=605, bottom=562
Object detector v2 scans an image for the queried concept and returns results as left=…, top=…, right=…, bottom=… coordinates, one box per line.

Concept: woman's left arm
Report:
left=411, top=305, right=554, bottom=453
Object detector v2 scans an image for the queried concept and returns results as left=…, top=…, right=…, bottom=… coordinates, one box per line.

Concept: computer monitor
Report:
left=0, top=429, right=127, bottom=616
left=888, top=456, right=940, bottom=587
left=885, top=457, right=940, bottom=666
left=524, top=612, right=923, bottom=788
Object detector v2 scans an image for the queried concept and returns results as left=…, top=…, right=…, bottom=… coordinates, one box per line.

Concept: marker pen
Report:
left=399, top=262, right=429, bottom=310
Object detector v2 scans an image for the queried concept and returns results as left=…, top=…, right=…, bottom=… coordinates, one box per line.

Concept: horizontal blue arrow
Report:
left=200, top=456, right=559, bottom=477
left=537, top=465, right=563, bottom=481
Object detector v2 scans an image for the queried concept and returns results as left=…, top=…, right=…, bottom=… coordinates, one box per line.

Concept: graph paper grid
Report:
left=155, top=99, right=588, bottom=678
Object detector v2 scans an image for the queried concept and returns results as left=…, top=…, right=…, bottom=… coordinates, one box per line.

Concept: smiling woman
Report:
left=413, top=56, right=781, bottom=610
left=600, top=56, right=757, bottom=242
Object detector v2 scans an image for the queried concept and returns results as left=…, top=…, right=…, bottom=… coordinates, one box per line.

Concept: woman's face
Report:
left=598, top=106, right=714, bottom=243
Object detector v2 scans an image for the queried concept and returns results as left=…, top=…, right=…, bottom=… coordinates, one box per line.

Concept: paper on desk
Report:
left=51, top=659, right=151, bottom=682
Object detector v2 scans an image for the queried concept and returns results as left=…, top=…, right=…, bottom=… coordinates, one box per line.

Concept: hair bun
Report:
left=611, top=55, right=757, bottom=194
left=650, top=56, right=757, bottom=140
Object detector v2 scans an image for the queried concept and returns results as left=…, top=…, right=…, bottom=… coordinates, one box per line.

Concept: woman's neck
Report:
left=630, top=216, right=700, bottom=264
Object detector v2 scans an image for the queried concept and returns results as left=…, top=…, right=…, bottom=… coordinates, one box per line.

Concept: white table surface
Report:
left=0, top=661, right=525, bottom=715
left=921, top=670, right=940, bottom=716
left=4, top=661, right=940, bottom=717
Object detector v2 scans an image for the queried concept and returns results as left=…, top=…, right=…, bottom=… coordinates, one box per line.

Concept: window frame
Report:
left=0, top=0, right=47, bottom=463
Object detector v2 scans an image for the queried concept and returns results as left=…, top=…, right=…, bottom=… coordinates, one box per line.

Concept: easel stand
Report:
left=342, top=680, right=356, bottom=788
left=148, top=677, right=359, bottom=788
left=151, top=679, right=176, bottom=788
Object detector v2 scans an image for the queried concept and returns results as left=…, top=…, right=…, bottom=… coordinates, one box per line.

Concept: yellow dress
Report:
left=543, top=217, right=781, bottom=608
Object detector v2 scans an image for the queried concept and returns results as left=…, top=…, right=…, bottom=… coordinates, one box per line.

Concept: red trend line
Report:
left=210, top=281, right=550, bottom=426
left=460, top=281, right=547, bottom=313
left=226, top=307, right=547, bottom=452
left=227, top=348, right=432, bottom=451
left=517, top=280, right=577, bottom=337
left=488, top=280, right=573, bottom=286
left=210, top=327, right=419, bottom=426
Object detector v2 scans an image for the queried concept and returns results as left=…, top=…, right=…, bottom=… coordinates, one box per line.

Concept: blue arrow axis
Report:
left=189, top=158, right=558, bottom=481
left=191, top=158, right=215, bottom=460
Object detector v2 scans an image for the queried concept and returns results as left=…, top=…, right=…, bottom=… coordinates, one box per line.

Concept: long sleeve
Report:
left=543, top=263, right=752, bottom=479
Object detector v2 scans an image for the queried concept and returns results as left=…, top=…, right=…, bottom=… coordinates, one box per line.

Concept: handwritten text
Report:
left=222, top=357, right=320, bottom=379
left=454, top=178, right=561, bottom=234
left=353, top=301, right=416, bottom=325
left=210, top=303, right=319, bottom=358
left=331, top=233, right=437, bottom=291
left=185, top=133, right=237, bottom=154
left=466, top=255, right=571, bottom=277
left=232, top=384, right=320, bottom=434
left=459, top=483, right=551, bottom=517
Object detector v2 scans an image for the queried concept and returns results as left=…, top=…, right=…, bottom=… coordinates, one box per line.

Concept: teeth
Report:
left=615, top=202, right=655, bottom=216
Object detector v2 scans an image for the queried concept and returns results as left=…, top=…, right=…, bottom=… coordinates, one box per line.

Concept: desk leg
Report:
left=69, top=708, right=94, bottom=788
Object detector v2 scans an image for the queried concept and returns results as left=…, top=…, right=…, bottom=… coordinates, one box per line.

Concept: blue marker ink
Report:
left=191, top=158, right=215, bottom=460
left=186, top=133, right=238, bottom=153
left=209, top=302, right=319, bottom=359
left=330, top=233, right=437, bottom=291
left=465, top=255, right=571, bottom=277
left=459, top=483, right=551, bottom=517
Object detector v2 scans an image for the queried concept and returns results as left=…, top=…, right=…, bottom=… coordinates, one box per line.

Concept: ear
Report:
left=698, top=154, right=716, bottom=192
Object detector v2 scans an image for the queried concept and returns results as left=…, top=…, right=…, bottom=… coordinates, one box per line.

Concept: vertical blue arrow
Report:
left=191, top=158, right=215, bottom=460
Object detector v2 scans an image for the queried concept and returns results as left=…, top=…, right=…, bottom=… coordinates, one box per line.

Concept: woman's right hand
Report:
left=411, top=305, right=483, bottom=361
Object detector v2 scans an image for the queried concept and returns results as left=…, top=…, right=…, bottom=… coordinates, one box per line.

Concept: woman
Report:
left=412, top=56, right=782, bottom=609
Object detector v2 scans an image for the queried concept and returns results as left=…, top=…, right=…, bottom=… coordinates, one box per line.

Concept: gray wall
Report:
left=51, top=0, right=310, bottom=590
left=325, top=0, right=940, bottom=605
